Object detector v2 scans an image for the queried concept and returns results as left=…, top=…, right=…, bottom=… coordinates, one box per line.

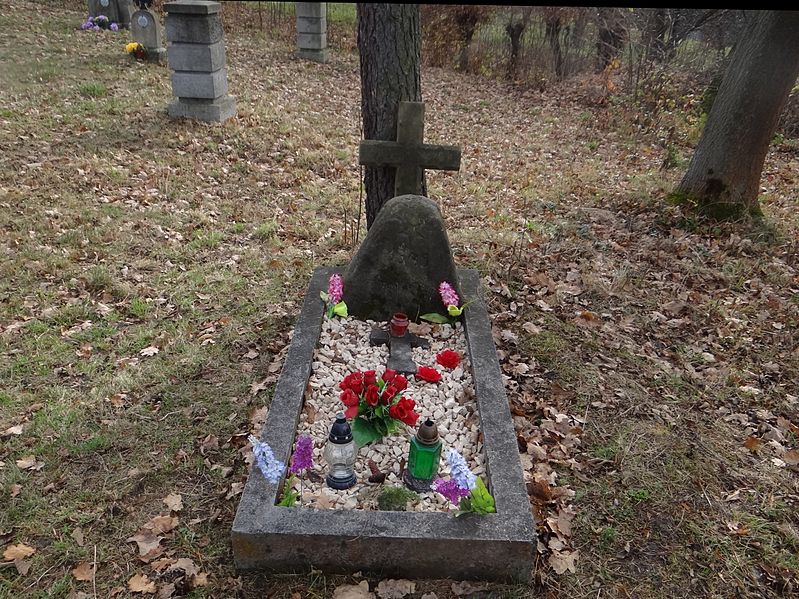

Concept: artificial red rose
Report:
left=340, top=372, right=365, bottom=395
left=364, top=370, right=377, bottom=386
left=393, top=375, right=407, bottom=392
left=389, top=396, right=419, bottom=427
left=381, top=369, right=397, bottom=383
left=344, top=404, right=359, bottom=419
left=436, top=349, right=461, bottom=369
left=381, top=384, right=398, bottom=404
left=365, top=384, right=380, bottom=406
left=415, top=366, right=442, bottom=383
left=340, top=388, right=359, bottom=407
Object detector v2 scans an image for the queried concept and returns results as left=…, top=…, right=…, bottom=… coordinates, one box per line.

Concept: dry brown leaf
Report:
left=784, top=450, right=799, bottom=467
left=163, top=494, right=183, bottom=512
left=126, top=531, right=162, bottom=557
left=743, top=436, right=762, bottom=451
left=376, top=579, right=416, bottom=598
left=72, top=561, right=94, bottom=582
left=144, top=515, right=178, bottom=534
left=156, top=583, right=176, bottom=599
left=129, top=573, right=157, bottom=594
left=2, top=424, right=23, bottom=437
left=3, top=543, right=36, bottom=561
left=71, top=527, right=85, bottom=547
left=332, top=580, right=375, bottom=599
left=14, top=558, right=31, bottom=575
left=139, top=346, right=159, bottom=357
left=15, top=455, right=36, bottom=470
left=548, top=549, right=578, bottom=574
left=10, top=484, right=22, bottom=498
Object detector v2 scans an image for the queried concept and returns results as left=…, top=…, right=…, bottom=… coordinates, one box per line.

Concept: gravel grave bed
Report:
left=289, top=316, right=485, bottom=512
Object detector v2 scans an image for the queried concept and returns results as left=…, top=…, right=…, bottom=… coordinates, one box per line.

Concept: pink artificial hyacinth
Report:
left=328, top=274, right=344, bottom=304
left=438, top=281, right=460, bottom=307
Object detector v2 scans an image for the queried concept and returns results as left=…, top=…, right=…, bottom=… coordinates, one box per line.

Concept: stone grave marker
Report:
left=164, top=0, right=236, bottom=123
left=130, top=1, right=166, bottom=63
left=359, top=101, right=461, bottom=197
left=295, top=2, right=328, bottom=63
left=343, top=195, right=459, bottom=322
left=88, top=0, right=131, bottom=28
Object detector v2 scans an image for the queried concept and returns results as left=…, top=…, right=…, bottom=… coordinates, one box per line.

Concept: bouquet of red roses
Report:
left=339, top=369, right=420, bottom=447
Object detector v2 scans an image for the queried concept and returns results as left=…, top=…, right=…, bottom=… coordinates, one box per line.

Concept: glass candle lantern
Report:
left=323, top=413, right=357, bottom=490
left=390, top=312, right=409, bottom=337
left=404, top=419, right=442, bottom=491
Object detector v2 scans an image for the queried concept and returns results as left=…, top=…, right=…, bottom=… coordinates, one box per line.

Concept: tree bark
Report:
left=357, top=3, right=422, bottom=229
left=595, top=8, right=626, bottom=72
left=674, top=11, right=799, bottom=219
left=545, top=15, right=563, bottom=80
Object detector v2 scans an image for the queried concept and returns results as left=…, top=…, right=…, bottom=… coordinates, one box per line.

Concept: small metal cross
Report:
left=369, top=327, right=430, bottom=376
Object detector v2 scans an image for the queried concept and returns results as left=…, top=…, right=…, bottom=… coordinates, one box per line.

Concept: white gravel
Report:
left=288, top=316, right=485, bottom=512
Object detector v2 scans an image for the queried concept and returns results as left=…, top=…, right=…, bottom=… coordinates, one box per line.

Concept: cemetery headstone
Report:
left=343, top=195, right=460, bottom=322
left=131, top=3, right=166, bottom=64
left=164, top=0, right=236, bottom=123
left=359, top=101, right=461, bottom=197
left=87, top=0, right=131, bottom=28
left=295, top=3, right=328, bottom=63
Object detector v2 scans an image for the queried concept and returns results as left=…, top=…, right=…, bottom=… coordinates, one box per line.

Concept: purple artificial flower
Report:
left=432, top=477, right=471, bottom=505
left=328, top=274, right=344, bottom=305
left=110, top=22, right=118, bottom=31
left=93, top=25, right=100, bottom=31
left=438, top=281, right=460, bottom=308
left=289, top=435, right=314, bottom=474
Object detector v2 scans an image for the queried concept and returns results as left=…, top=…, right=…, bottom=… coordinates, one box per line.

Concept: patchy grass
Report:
left=1, top=2, right=798, bottom=599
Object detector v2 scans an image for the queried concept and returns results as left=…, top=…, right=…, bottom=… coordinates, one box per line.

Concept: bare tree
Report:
left=674, top=11, right=799, bottom=219
left=357, top=4, right=423, bottom=228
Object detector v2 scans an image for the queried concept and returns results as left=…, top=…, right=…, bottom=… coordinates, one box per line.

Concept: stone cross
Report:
left=296, top=3, right=328, bottom=63
left=369, top=327, right=429, bottom=376
left=359, top=102, right=461, bottom=197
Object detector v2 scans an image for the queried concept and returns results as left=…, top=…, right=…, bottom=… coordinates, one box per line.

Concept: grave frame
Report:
left=232, top=267, right=535, bottom=582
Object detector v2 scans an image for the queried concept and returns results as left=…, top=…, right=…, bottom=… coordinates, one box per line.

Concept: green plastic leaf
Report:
left=420, top=312, right=451, bottom=324
left=447, top=304, right=463, bottom=317
left=352, top=418, right=382, bottom=447
left=332, top=301, right=348, bottom=317
left=469, top=478, right=496, bottom=514
left=320, top=291, right=329, bottom=302
left=277, top=475, right=299, bottom=507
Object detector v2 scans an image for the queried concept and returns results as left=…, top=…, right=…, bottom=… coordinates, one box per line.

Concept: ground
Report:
left=1, top=2, right=798, bottom=598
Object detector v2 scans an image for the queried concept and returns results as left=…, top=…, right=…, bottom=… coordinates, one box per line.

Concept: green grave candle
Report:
left=406, top=419, right=442, bottom=484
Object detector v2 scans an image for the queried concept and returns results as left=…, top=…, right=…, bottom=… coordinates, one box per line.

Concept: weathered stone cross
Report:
left=359, top=101, right=461, bottom=196
left=369, top=328, right=429, bottom=376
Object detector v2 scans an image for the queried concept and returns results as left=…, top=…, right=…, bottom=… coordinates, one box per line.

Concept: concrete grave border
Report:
left=232, top=267, right=535, bottom=582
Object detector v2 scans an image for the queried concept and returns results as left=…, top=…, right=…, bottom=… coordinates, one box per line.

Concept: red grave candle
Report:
left=390, top=312, right=409, bottom=337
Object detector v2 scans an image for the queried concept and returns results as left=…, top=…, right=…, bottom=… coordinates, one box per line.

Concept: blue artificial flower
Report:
left=248, top=434, right=285, bottom=484
left=445, top=448, right=476, bottom=491
left=110, top=22, right=118, bottom=31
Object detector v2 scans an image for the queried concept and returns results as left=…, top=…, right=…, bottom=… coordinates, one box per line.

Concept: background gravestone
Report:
left=87, top=0, right=131, bottom=27
left=343, top=195, right=459, bottom=321
left=131, top=7, right=166, bottom=63
left=295, top=2, right=328, bottom=63
left=164, top=0, right=236, bottom=123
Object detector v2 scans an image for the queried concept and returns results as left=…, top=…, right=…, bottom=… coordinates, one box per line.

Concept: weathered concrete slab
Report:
left=232, top=268, right=535, bottom=582
left=167, top=40, right=226, bottom=72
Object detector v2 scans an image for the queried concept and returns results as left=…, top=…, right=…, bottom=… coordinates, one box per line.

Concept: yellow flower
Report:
left=125, top=42, right=139, bottom=54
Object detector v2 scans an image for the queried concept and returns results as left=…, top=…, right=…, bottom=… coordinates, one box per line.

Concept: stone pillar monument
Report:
left=295, top=3, right=328, bottom=63
left=131, top=5, right=166, bottom=63
left=164, top=0, right=236, bottom=123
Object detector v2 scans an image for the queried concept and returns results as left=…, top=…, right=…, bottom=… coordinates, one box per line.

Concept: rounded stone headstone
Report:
left=343, top=195, right=459, bottom=321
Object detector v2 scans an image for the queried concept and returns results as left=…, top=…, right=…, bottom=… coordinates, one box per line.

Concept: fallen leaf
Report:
left=332, top=580, right=375, bottom=598
left=144, top=515, right=178, bottom=534
left=139, top=346, right=159, bottom=357
left=451, top=581, right=489, bottom=596
left=15, top=455, right=37, bottom=470
left=129, top=573, right=157, bottom=594
left=3, top=543, right=36, bottom=561
left=71, top=527, right=85, bottom=547
left=548, top=549, right=578, bottom=574
left=244, top=348, right=259, bottom=359
left=126, top=531, right=162, bottom=557
left=10, top=484, right=22, bottom=498
left=2, top=424, right=23, bottom=437
left=14, top=558, right=31, bottom=575
left=163, top=494, right=183, bottom=512
left=72, top=561, right=94, bottom=582
left=743, top=436, right=762, bottom=451
left=156, top=583, right=175, bottom=599
left=377, top=579, right=416, bottom=598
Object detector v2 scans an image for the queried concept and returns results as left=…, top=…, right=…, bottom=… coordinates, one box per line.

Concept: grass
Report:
left=2, top=2, right=799, bottom=599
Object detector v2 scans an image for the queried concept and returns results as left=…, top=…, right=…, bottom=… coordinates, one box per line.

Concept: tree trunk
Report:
left=674, top=11, right=799, bottom=219
left=505, top=20, right=525, bottom=80
left=357, top=4, right=423, bottom=229
left=595, top=8, right=626, bottom=72
left=545, top=16, right=563, bottom=80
